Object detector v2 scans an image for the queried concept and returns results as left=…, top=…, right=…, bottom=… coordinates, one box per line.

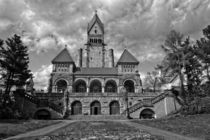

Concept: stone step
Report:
left=68, top=115, right=127, bottom=120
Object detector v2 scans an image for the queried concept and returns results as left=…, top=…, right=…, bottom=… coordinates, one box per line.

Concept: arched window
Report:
left=140, top=109, right=155, bottom=119
left=105, top=80, right=117, bottom=93
left=90, top=80, right=102, bottom=93
left=109, top=101, right=120, bottom=115
left=71, top=101, right=82, bottom=115
left=124, top=80, right=135, bottom=93
left=56, top=80, right=67, bottom=93
left=74, top=80, right=86, bottom=93
left=90, top=101, right=101, bottom=115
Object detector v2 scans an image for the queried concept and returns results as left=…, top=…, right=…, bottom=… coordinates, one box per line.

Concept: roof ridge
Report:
left=52, top=47, right=74, bottom=63
left=87, top=12, right=104, bottom=34
left=117, top=49, right=139, bottom=65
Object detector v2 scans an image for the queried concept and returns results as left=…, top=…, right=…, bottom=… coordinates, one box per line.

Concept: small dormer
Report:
left=117, top=49, right=139, bottom=73
left=51, top=47, right=75, bottom=73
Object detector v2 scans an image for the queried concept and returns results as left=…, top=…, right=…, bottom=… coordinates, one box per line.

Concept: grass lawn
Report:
left=0, top=119, right=61, bottom=139
left=133, top=114, right=210, bottom=140
left=29, top=121, right=164, bottom=140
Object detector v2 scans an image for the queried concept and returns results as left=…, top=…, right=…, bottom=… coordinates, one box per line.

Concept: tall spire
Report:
left=87, top=11, right=104, bottom=34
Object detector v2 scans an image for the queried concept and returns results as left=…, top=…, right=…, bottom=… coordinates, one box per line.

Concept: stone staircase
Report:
left=17, top=90, right=64, bottom=115
left=68, top=115, right=127, bottom=120
left=122, top=92, right=168, bottom=115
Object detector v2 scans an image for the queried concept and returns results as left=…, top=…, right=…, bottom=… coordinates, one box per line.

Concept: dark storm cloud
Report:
left=0, top=0, right=210, bottom=89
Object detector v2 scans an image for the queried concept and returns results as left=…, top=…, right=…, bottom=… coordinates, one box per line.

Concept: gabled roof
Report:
left=87, top=12, right=104, bottom=34
left=52, top=47, right=74, bottom=63
left=117, top=49, right=139, bottom=65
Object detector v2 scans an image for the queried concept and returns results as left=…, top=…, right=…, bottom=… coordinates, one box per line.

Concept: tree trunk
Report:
left=179, top=70, right=186, bottom=105
left=206, top=63, right=210, bottom=81
left=153, top=78, right=157, bottom=93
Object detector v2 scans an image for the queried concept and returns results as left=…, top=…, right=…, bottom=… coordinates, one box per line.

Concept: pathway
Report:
left=4, top=120, right=204, bottom=140
left=5, top=120, right=75, bottom=140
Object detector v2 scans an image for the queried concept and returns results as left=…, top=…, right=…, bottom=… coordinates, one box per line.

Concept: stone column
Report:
left=102, top=86, right=105, bottom=93
left=52, top=86, right=57, bottom=92
left=87, top=86, right=89, bottom=93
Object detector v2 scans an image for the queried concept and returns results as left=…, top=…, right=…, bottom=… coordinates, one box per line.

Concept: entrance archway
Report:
left=124, top=80, right=135, bottom=92
left=140, top=109, right=155, bottom=119
left=71, top=101, right=82, bottom=115
left=90, top=101, right=101, bottom=115
left=34, top=109, right=51, bottom=119
left=109, top=101, right=120, bottom=115
left=105, top=80, right=117, bottom=92
left=90, top=80, right=102, bottom=93
left=56, top=79, right=67, bottom=93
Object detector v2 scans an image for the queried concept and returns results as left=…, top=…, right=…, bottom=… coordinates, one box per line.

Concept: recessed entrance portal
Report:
left=109, top=101, right=120, bottom=115
left=90, top=101, right=101, bottom=115
left=71, top=101, right=82, bottom=115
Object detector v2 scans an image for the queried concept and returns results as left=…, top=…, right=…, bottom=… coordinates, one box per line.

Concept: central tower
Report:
left=86, top=11, right=106, bottom=67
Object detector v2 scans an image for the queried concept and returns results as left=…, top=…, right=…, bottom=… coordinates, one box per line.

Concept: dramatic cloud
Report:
left=33, top=64, right=52, bottom=90
left=0, top=0, right=210, bottom=89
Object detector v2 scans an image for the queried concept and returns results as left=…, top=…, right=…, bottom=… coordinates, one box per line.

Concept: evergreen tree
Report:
left=161, top=30, right=187, bottom=105
left=0, top=34, right=32, bottom=105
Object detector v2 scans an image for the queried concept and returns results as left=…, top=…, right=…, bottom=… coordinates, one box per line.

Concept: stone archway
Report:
left=105, top=80, right=117, bottom=93
left=73, top=80, right=87, bottom=92
left=109, top=101, right=120, bottom=115
left=140, top=108, right=155, bottom=119
left=56, top=79, right=67, bottom=93
left=34, top=109, right=51, bottom=119
left=71, top=101, right=82, bottom=115
left=124, top=80, right=135, bottom=92
left=90, top=101, right=101, bottom=115
left=90, top=80, right=102, bottom=93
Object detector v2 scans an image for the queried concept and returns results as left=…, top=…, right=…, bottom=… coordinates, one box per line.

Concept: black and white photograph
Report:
left=0, top=0, right=210, bottom=139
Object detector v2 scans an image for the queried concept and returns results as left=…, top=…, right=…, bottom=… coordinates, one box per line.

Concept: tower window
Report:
left=95, top=29, right=97, bottom=34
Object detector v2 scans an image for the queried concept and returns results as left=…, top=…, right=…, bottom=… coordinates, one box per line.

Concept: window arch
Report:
left=71, top=101, right=82, bottom=115
left=90, top=80, right=102, bottom=93
left=124, top=80, right=135, bottom=93
left=73, top=80, right=87, bottom=93
left=56, top=79, right=67, bottom=93
left=105, top=80, right=117, bottom=93
left=109, top=101, right=120, bottom=115
left=140, top=108, right=155, bottom=119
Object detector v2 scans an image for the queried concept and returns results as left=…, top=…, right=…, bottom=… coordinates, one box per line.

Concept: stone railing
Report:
left=122, top=92, right=168, bottom=115
left=17, top=90, right=63, bottom=115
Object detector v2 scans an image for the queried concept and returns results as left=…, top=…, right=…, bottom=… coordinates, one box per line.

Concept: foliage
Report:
left=0, top=34, right=32, bottom=119
left=143, top=70, right=165, bottom=92
left=160, top=26, right=210, bottom=114
left=160, top=30, right=187, bottom=105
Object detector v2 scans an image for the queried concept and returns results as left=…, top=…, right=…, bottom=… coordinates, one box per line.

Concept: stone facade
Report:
left=47, top=12, right=180, bottom=118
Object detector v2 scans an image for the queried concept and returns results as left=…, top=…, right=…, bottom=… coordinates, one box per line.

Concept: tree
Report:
left=193, top=25, right=210, bottom=96
left=143, top=71, right=164, bottom=92
left=161, top=30, right=187, bottom=105
left=0, top=34, right=32, bottom=105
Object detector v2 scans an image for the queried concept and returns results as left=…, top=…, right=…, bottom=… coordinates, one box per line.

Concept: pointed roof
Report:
left=52, top=47, right=74, bottom=63
left=87, top=11, right=104, bottom=34
left=117, top=49, right=139, bottom=65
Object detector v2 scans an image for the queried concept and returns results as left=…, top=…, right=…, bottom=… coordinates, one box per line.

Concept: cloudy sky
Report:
left=0, top=0, right=210, bottom=90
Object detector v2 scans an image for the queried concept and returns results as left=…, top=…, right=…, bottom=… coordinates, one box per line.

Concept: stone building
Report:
left=50, top=11, right=142, bottom=116
left=35, top=11, right=180, bottom=119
